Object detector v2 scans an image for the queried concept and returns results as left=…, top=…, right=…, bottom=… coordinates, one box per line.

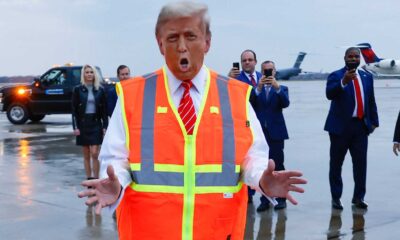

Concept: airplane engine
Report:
left=375, top=59, right=396, bottom=68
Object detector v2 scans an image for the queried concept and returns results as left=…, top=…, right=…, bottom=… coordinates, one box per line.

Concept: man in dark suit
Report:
left=228, top=49, right=262, bottom=204
left=250, top=60, right=290, bottom=211
left=392, top=112, right=400, bottom=155
left=106, top=65, right=131, bottom=118
left=229, top=49, right=262, bottom=87
left=324, top=47, right=379, bottom=210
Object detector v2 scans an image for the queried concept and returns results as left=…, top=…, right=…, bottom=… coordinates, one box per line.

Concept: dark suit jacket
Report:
left=106, top=84, right=118, bottom=117
left=235, top=70, right=262, bottom=86
left=250, top=85, right=290, bottom=140
left=393, top=112, right=400, bottom=142
left=324, top=67, right=379, bottom=135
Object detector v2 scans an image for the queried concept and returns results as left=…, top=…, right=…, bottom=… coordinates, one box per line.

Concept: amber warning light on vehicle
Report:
left=17, top=88, right=31, bottom=96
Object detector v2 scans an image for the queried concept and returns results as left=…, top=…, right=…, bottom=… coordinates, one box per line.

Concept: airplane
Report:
left=357, top=43, right=400, bottom=77
left=276, top=52, right=307, bottom=80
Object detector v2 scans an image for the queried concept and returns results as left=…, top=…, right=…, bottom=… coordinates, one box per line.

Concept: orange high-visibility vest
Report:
left=116, top=67, right=254, bottom=240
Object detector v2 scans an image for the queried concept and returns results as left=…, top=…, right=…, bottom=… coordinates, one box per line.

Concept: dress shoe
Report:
left=274, top=201, right=287, bottom=210
left=352, top=199, right=368, bottom=209
left=256, top=202, right=270, bottom=212
left=332, top=199, right=343, bottom=210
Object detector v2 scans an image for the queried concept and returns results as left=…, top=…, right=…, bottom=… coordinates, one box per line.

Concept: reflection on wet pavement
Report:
left=327, top=207, right=366, bottom=240
left=245, top=204, right=287, bottom=240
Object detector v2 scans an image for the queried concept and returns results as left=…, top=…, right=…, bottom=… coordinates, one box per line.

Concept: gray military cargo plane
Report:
left=276, top=52, right=307, bottom=80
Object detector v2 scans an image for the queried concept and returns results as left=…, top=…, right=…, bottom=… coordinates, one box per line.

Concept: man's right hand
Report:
left=228, top=67, right=240, bottom=79
left=342, top=69, right=357, bottom=85
left=78, top=165, right=122, bottom=215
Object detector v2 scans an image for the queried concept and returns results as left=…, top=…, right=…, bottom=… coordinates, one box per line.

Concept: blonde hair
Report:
left=155, top=1, right=211, bottom=37
left=80, top=64, right=100, bottom=90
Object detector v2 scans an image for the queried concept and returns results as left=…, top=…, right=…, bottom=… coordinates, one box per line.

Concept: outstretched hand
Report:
left=77, top=165, right=122, bottom=215
left=259, top=159, right=307, bottom=205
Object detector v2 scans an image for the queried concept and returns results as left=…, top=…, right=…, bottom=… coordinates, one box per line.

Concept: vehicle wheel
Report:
left=29, top=114, right=45, bottom=122
left=6, top=103, right=29, bottom=124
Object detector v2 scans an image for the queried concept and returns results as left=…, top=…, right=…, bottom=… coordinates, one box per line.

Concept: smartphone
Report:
left=263, top=69, right=273, bottom=77
left=233, top=62, right=240, bottom=70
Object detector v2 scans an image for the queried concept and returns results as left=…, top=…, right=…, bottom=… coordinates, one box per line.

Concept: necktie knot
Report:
left=249, top=74, right=257, bottom=87
left=181, top=81, right=193, bottom=91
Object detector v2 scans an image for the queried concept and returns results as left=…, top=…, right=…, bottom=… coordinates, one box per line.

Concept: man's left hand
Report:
left=259, top=159, right=307, bottom=205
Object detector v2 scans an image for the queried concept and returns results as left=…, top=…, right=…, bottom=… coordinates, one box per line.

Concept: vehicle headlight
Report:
left=16, top=88, right=31, bottom=96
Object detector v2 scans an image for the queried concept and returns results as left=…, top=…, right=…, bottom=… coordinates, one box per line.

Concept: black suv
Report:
left=0, top=65, right=106, bottom=124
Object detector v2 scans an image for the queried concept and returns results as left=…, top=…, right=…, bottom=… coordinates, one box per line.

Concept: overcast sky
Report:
left=1, top=0, right=398, bottom=77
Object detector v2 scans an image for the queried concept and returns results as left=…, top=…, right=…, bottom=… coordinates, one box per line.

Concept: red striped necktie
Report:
left=353, top=77, right=364, bottom=119
left=178, top=81, right=196, bottom=135
left=249, top=74, right=257, bottom=87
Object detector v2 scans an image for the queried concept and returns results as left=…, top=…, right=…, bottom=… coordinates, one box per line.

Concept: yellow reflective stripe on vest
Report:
left=130, top=182, right=243, bottom=194
left=131, top=163, right=240, bottom=173
left=116, top=82, right=130, bottom=150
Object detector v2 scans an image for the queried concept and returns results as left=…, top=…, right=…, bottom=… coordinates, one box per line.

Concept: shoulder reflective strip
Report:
left=130, top=182, right=184, bottom=194
left=116, top=82, right=130, bottom=150
left=154, top=164, right=184, bottom=172
left=132, top=71, right=184, bottom=186
left=210, top=106, right=219, bottom=114
left=196, top=75, right=238, bottom=187
left=246, top=85, right=255, bottom=145
left=157, top=106, right=168, bottom=113
left=130, top=163, right=141, bottom=171
left=195, top=182, right=243, bottom=194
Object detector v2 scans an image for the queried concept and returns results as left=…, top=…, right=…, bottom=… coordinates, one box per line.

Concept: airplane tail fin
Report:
left=293, top=52, right=307, bottom=68
left=357, top=43, right=381, bottom=64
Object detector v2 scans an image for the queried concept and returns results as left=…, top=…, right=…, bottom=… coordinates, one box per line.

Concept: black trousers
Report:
left=329, top=118, right=368, bottom=201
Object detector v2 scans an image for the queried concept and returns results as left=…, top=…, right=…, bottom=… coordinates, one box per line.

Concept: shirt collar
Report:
left=244, top=71, right=256, bottom=80
left=166, top=65, right=206, bottom=95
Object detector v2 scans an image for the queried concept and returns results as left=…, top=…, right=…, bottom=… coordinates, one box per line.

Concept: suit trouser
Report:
left=329, top=118, right=368, bottom=201
left=260, top=127, right=286, bottom=204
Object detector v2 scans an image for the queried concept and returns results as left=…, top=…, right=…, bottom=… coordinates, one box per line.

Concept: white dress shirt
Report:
left=99, top=65, right=273, bottom=210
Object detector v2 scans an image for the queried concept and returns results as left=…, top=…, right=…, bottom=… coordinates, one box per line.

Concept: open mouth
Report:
left=179, top=58, right=189, bottom=71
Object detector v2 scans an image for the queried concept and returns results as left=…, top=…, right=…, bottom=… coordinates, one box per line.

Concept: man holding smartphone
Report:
left=228, top=49, right=263, bottom=203
left=250, top=60, right=290, bottom=211
left=228, top=49, right=262, bottom=88
left=324, top=47, right=379, bottom=210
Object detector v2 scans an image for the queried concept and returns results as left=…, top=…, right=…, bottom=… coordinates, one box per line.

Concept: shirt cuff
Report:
left=257, top=182, right=278, bottom=206
left=107, top=181, right=131, bottom=212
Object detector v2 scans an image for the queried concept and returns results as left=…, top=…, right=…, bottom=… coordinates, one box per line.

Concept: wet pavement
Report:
left=1, top=79, right=400, bottom=239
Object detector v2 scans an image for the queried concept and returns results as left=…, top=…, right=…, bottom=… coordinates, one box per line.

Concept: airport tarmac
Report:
left=1, top=79, right=400, bottom=239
